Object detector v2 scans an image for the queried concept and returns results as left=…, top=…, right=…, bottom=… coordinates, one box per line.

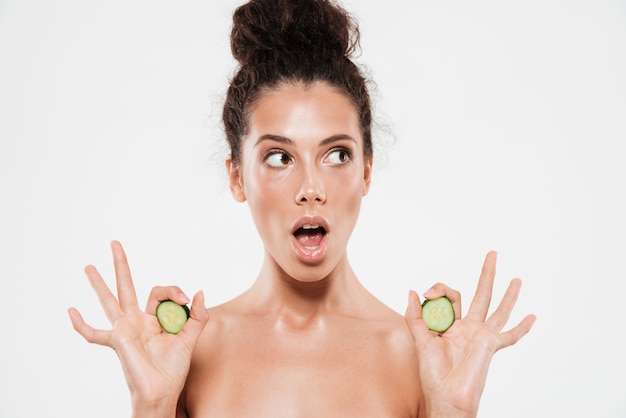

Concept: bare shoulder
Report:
left=192, top=298, right=244, bottom=352
left=360, top=300, right=420, bottom=373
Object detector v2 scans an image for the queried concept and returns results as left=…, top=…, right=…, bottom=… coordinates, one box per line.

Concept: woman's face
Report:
left=227, top=81, right=372, bottom=282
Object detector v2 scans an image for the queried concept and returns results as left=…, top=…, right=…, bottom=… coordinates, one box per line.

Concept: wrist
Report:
left=131, top=395, right=178, bottom=418
left=423, top=400, right=477, bottom=418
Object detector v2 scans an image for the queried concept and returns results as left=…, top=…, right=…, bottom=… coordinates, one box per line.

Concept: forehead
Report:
left=246, top=81, right=361, bottom=143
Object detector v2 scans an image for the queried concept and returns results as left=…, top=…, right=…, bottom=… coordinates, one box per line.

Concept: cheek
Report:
left=330, top=167, right=366, bottom=198
left=326, top=170, right=366, bottom=221
left=243, top=168, right=291, bottom=217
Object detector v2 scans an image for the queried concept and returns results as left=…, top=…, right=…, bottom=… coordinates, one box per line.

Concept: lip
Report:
left=291, top=215, right=330, bottom=264
left=290, top=215, right=330, bottom=235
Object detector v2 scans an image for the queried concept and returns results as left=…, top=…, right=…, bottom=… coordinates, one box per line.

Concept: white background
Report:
left=1, top=0, right=625, bottom=416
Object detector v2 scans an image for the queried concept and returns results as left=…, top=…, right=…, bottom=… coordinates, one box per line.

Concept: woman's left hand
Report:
left=405, top=251, right=536, bottom=418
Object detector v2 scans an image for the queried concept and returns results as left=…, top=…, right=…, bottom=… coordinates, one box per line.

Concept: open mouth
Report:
left=293, top=223, right=327, bottom=250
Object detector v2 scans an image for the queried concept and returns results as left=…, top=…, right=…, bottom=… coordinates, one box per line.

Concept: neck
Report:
left=244, top=251, right=365, bottom=321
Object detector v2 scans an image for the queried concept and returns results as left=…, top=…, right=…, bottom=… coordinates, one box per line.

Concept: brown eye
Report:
left=326, top=149, right=351, bottom=165
left=265, top=150, right=292, bottom=167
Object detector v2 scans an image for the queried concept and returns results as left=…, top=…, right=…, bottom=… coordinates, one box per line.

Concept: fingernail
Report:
left=179, top=293, right=190, bottom=304
left=423, top=287, right=434, bottom=298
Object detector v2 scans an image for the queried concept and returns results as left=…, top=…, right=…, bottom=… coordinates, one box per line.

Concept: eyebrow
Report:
left=254, top=134, right=357, bottom=148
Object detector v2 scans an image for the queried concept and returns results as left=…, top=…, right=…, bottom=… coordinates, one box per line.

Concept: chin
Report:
left=284, top=266, right=330, bottom=284
left=282, top=256, right=345, bottom=285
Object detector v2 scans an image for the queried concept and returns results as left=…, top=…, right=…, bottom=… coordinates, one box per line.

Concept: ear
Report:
left=225, top=156, right=246, bottom=202
left=362, top=157, right=373, bottom=196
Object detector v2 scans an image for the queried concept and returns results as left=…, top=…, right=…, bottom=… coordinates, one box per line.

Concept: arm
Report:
left=68, top=241, right=209, bottom=417
left=406, top=251, right=536, bottom=418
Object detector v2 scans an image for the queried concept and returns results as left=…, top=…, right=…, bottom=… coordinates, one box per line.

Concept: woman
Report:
left=68, top=0, right=536, bottom=416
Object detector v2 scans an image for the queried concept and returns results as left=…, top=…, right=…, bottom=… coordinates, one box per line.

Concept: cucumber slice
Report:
left=422, top=296, right=455, bottom=333
left=156, top=300, right=190, bottom=334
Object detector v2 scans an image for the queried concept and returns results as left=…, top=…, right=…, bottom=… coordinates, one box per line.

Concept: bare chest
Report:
left=184, top=318, right=419, bottom=417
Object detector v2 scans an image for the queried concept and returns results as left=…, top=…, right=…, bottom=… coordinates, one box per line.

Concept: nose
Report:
left=295, top=166, right=326, bottom=205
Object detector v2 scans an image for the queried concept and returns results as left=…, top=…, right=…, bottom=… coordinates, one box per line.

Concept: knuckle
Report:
left=149, top=285, right=180, bottom=296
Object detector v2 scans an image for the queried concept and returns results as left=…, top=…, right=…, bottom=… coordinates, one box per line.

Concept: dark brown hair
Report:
left=222, top=0, right=372, bottom=165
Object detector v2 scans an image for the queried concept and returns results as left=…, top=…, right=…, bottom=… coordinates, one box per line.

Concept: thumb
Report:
left=404, top=290, right=430, bottom=345
left=179, top=290, right=209, bottom=347
left=405, top=290, right=423, bottom=321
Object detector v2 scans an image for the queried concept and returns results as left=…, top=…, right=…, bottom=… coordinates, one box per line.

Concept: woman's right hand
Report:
left=68, top=241, right=209, bottom=416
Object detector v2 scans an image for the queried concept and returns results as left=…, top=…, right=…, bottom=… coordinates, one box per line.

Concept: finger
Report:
left=405, top=290, right=423, bottom=320
left=486, top=278, right=522, bottom=331
left=404, top=290, right=432, bottom=344
left=467, top=251, right=497, bottom=321
left=423, top=283, right=462, bottom=320
left=145, top=285, right=191, bottom=315
left=68, top=307, right=112, bottom=346
left=111, top=240, right=139, bottom=311
left=497, top=314, right=537, bottom=350
left=85, top=264, right=122, bottom=323
left=178, top=291, right=210, bottom=347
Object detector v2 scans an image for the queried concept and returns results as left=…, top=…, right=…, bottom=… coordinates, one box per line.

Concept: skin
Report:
left=68, top=81, right=536, bottom=418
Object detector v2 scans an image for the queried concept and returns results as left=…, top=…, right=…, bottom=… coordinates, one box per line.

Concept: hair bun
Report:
left=231, top=0, right=359, bottom=67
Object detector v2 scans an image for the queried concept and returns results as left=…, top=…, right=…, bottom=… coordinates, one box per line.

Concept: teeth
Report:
left=302, top=223, right=320, bottom=230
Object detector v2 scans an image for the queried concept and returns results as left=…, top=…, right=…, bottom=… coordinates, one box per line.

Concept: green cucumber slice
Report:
left=422, top=296, right=455, bottom=333
left=156, top=300, right=190, bottom=334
